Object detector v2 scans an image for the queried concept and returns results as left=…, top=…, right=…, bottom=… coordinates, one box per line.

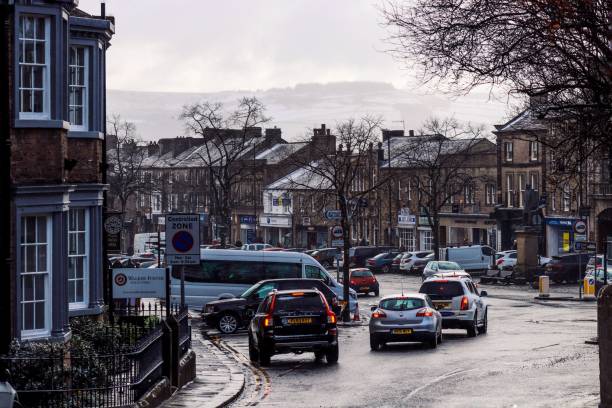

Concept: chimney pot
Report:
left=409, top=129, right=415, bottom=137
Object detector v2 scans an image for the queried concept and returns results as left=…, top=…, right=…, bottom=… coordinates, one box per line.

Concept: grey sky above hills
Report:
left=108, top=81, right=516, bottom=142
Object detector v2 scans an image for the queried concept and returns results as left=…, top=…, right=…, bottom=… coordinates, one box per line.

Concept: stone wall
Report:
left=66, top=138, right=103, bottom=183
left=10, top=128, right=67, bottom=184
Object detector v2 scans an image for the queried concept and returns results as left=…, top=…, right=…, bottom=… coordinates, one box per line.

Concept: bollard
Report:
left=539, top=275, right=550, bottom=298
left=584, top=276, right=596, bottom=300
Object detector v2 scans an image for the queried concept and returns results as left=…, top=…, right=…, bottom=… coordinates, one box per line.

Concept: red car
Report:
left=349, top=268, right=380, bottom=296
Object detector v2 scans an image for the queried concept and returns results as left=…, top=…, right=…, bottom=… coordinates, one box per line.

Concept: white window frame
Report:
left=529, top=141, right=539, bottom=161
left=68, top=208, right=89, bottom=310
left=18, top=15, right=50, bottom=120
left=530, top=173, right=539, bottom=191
left=421, top=230, right=433, bottom=251
left=20, top=215, right=52, bottom=339
left=551, top=189, right=557, bottom=211
left=399, top=228, right=416, bottom=251
left=562, top=185, right=571, bottom=212
left=152, top=193, right=162, bottom=214
left=518, top=174, right=526, bottom=207
left=504, top=142, right=513, bottom=162
left=485, top=184, right=496, bottom=205
left=506, top=174, right=514, bottom=207
left=69, top=46, right=89, bottom=131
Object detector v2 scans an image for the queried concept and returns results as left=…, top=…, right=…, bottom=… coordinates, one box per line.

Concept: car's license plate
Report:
left=435, top=303, right=450, bottom=310
left=287, top=317, right=312, bottom=325
left=392, top=328, right=412, bottom=335
left=360, top=286, right=369, bottom=290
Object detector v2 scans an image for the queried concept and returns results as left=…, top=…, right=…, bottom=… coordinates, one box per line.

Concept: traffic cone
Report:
left=352, top=304, right=360, bottom=321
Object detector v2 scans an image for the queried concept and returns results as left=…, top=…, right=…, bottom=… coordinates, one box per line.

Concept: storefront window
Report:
left=399, top=228, right=415, bottom=251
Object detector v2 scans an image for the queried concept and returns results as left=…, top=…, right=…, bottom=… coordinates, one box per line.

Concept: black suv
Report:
left=203, top=279, right=340, bottom=334
left=544, top=253, right=591, bottom=283
left=248, top=289, right=339, bottom=366
left=311, top=248, right=340, bottom=269
left=349, top=246, right=395, bottom=267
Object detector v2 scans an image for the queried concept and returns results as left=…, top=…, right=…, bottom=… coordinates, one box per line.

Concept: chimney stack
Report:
left=409, top=129, right=415, bottom=137
left=382, top=129, right=405, bottom=141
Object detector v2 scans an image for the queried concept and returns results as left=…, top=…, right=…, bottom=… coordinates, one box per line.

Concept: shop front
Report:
left=259, top=214, right=292, bottom=247
left=238, top=215, right=257, bottom=244
left=544, top=217, right=583, bottom=257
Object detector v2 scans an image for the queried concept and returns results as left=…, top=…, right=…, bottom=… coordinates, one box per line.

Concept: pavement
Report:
left=165, top=273, right=601, bottom=407
left=161, top=320, right=246, bottom=408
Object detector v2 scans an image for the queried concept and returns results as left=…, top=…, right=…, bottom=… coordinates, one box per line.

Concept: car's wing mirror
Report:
left=480, top=290, right=488, bottom=297
left=370, top=305, right=378, bottom=311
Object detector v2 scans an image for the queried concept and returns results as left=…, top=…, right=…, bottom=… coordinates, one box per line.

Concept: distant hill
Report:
left=107, top=81, right=513, bottom=141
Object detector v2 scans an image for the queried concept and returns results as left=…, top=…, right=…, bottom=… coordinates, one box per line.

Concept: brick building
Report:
left=1, top=0, right=114, bottom=347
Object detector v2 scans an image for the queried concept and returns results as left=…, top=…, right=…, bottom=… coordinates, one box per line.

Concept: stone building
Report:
left=0, top=0, right=114, bottom=348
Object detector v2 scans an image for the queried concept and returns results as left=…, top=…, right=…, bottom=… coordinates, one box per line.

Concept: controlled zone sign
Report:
left=165, top=214, right=200, bottom=265
left=113, top=268, right=165, bottom=299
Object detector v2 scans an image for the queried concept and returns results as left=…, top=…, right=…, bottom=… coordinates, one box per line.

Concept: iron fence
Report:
left=0, top=307, right=188, bottom=408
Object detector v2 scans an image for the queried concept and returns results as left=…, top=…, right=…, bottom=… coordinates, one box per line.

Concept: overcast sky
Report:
left=78, top=0, right=439, bottom=93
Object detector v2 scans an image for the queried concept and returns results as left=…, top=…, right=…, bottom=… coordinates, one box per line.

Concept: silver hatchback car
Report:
left=369, top=293, right=442, bottom=350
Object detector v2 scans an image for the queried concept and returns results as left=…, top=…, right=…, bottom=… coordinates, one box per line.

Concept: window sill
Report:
left=15, top=119, right=70, bottom=130
left=21, top=330, right=51, bottom=341
left=69, top=304, right=105, bottom=317
left=68, top=130, right=104, bottom=140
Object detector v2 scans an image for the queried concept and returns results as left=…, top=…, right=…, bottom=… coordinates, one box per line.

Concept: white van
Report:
left=133, top=232, right=165, bottom=255
left=170, top=249, right=357, bottom=311
left=439, top=245, right=495, bottom=272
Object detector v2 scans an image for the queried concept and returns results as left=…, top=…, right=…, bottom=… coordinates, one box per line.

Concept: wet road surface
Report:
left=205, top=274, right=599, bottom=408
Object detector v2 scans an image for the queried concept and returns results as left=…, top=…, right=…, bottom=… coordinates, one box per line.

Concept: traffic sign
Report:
left=575, top=241, right=596, bottom=252
left=324, top=209, right=342, bottom=220
left=574, top=220, right=587, bottom=234
left=331, top=239, right=344, bottom=247
left=331, top=225, right=343, bottom=238
left=166, top=214, right=200, bottom=265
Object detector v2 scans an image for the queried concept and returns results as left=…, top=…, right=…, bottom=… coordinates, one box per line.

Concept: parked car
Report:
left=390, top=253, right=405, bottom=273
left=496, top=250, right=550, bottom=271
left=248, top=289, right=339, bottom=365
left=419, top=277, right=488, bottom=337
left=409, top=253, right=435, bottom=275
left=311, top=248, right=341, bottom=269
left=369, top=293, right=442, bottom=350
left=422, top=261, right=466, bottom=281
left=399, top=251, right=434, bottom=273
left=202, top=278, right=341, bottom=334
left=348, top=268, right=380, bottom=296
left=586, top=255, right=612, bottom=275
left=366, top=251, right=401, bottom=274
left=439, top=245, right=495, bottom=272
left=544, top=253, right=592, bottom=283
left=349, top=246, right=395, bottom=267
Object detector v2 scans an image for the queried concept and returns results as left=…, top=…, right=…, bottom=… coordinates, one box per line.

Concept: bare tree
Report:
left=180, top=97, right=270, bottom=246
left=381, top=0, right=611, bottom=148
left=392, top=118, right=491, bottom=259
left=106, top=115, right=150, bottom=251
left=284, top=117, right=388, bottom=321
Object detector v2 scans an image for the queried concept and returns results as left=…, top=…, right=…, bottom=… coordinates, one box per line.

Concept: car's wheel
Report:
left=258, top=348, right=271, bottom=366
left=478, top=310, right=488, bottom=334
left=374, top=288, right=380, bottom=297
left=248, top=333, right=259, bottom=362
left=427, top=333, right=438, bottom=349
left=322, top=261, right=332, bottom=269
left=467, top=313, right=478, bottom=337
left=314, top=349, right=326, bottom=361
left=552, top=277, right=563, bottom=284
left=370, top=335, right=380, bottom=351
left=217, top=312, right=239, bottom=334
left=382, top=265, right=390, bottom=274
left=326, top=344, right=339, bottom=363
left=437, top=327, right=443, bottom=344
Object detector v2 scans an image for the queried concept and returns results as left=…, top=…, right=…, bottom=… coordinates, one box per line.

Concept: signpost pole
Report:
left=180, top=266, right=185, bottom=308
left=109, top=268, right=114, bottom=324
left=166, top=267, right=171, bottom=319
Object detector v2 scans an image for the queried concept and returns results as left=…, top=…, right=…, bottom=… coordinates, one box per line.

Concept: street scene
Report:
left=1, top=1, right=611, bottom=408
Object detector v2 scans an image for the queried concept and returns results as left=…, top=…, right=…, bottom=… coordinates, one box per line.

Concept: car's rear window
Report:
left=419, top=281, right=465, bottom=299
left=437, top=262, right=461, bottom=270
left=352, top=270, right=373, bottom=278
left=379, top=298, right=424, bottom=311
left=275, top=294, right=324, bottom=312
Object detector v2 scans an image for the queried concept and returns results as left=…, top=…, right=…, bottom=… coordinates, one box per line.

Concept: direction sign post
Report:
left=166, top=214, right=200, bottom=308
left=324, top=209, right=342, bottom=221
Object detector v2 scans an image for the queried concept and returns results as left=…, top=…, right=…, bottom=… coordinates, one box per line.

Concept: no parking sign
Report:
left=165, top=214, right=200, bottom=265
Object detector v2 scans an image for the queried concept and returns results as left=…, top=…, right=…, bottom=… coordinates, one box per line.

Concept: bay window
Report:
left=68, top=208, right=89, bottom=308
left=20, top=215, right=51, bottom=337
left=18, top=15, right=50, bottom=119
left=69, top=46, right=89, bottom=130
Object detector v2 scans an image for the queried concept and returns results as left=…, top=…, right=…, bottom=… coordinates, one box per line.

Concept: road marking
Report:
left=402, top=368, right=477, bottom=401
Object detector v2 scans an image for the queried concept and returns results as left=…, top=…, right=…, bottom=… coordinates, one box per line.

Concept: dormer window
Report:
left=18, top=15, right=50, bottom=119
left=69, top=46, right=89, bottom=130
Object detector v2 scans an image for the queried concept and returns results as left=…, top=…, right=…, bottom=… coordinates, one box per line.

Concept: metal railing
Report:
left=591, top=182, right=612, bottom=196
left=1, top=303, right=191, bottom=408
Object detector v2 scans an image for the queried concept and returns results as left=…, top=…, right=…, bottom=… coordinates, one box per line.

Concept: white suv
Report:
left=399, top=251, right=434, bottom=272
left=418, top=277, right=488, bottom=337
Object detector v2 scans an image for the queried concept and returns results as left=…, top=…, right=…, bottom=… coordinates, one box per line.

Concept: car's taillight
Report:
left=350, top=280, right=357, bottom=285
left=327, top=310, right=337, bottom=324
left=460, top=296, right=469, bottom=310
left=393, top=259, right=400, bottom=264
left=264, top=294, right=276, bottom=327
left=371, top=309, right=387, bottom=319
left=416, top=308, right=434, bottom=317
